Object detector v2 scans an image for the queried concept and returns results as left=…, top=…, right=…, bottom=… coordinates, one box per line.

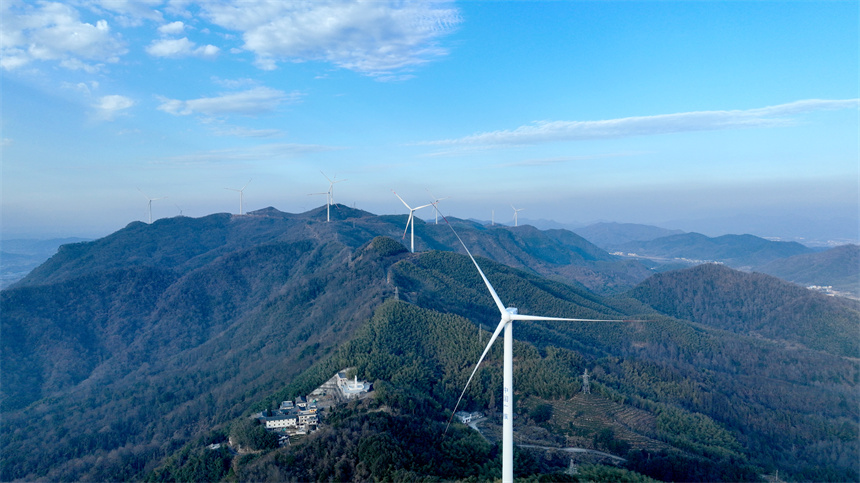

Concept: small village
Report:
left=252, top=369, right=372, bottom=446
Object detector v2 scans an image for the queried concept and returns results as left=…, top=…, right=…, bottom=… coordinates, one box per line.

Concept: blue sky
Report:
left=1, top=0, right=858, bottom=242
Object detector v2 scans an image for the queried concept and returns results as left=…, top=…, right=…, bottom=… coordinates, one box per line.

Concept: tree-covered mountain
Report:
left=630, top=263, right=860, bottom=358
left=754, top=244, right=860, bottom=298
left=2, top=208, right=857, bottom=482
left=14, top=206, right=651, bottom=295
left=615, top=232, right=814, bottom=269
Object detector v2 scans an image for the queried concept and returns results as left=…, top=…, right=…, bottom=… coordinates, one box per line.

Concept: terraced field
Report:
left=546, top=393, right=667, bottom=452
left=473, top=392, right=671, bottom=459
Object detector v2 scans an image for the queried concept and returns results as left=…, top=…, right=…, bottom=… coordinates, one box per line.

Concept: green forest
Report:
left=2, top=210, right=857, bottom=482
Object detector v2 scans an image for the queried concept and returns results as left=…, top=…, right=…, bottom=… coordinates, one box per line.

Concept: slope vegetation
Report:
left=630, top=263, right=860, bottom=357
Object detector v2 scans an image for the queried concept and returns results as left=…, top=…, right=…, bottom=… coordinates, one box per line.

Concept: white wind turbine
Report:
left=438, top=207, right=636, bottom=483
left=138, top=188, right=167, bottom=224
left=511, top=205, right=524, bottom=227
left=315, top=171, right=347, bottom=222
left=225, top=179, right=251, bottom=215
left=426, top=189, right=450, bottom=225
left=392, top=190, right=433, bottom=253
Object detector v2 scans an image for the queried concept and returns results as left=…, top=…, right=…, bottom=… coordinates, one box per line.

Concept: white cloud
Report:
left=84, top=0, right=163, bottom=27
left=146, top=37, right=220, bottom=58
left=0, top=1, right=127, bottom=71
left=426, top=99, right=860, bottom=147
left=200, top=0, right=461, bottom=76
left=156, top=87, right=301, bottom=116
left=158, top=20, right=185, bottom=36
left=95, top=94, right=134, bottom=120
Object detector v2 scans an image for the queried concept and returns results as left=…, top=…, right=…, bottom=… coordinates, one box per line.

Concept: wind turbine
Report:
left=225, top=179, right=251, bottom=215
left=314, top=172, right=346, bottom=222
left=438, top=206, right=636, bottom=483
left=392, top=190, right=433, bottom=253
left=138, top=188, right=166, bottom=224
left=426, top=189, right=449, bottom=224
left=511, top=205, right=524, bottom=227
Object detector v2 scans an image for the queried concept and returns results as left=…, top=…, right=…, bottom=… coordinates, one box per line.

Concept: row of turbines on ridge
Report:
left=139, top=171, right=528, bottom=249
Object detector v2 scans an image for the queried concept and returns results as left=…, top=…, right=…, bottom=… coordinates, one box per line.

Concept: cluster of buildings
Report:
left=254, top=369, right=373, bottom=439
left=256, top=397, right=320, bottom=434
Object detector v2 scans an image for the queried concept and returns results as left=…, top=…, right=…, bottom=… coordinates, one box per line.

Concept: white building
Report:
left=336, top=371, right=371, bottom=399
left=265, top=414, right=298, bottom=430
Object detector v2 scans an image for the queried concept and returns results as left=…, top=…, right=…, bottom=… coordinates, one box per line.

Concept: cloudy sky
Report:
left=2, top=0, right=857, bottom=241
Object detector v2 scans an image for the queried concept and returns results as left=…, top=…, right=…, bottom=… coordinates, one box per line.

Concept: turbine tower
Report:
left=308, top=191, right=330, bottom=221
left=225, top=179, right=251, bottom=215
left=426, top=189, right=449, bottom=224
left=392, top=190, right=432, bottom=253
left=511, top=205, right=524, bottom=227
left=315, top=172, right=347, bottom=222
left=438, top=206, right=637, bottom=483
left=138, top=188, right=166, bottom=224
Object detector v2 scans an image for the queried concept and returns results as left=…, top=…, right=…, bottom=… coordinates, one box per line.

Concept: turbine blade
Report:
left=241, top=179, right=252, bottom=190
left=415, top=202, right=434, bottom=210
left=391, top=190, right=412, bottom=210
left=320, top=171, right=333, bottom=183
left=446, top=318, right=507, bottom=433
left=432, top=204, right=507, bottom=315
left=510, top=314, right=629, bottom=322
left=403, top=212, right=413, bottom=239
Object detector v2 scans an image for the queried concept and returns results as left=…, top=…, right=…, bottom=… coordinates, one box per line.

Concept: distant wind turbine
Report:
left=392, top=190, right=433, bottom=253
left=138, top=188, right=166, bottom=224
left=426, top=189, right=449, bottom=225
left=225, top=179, right=251, bottom=215
left=436, top=205, right=640, bottom=483
left=313, top=171, right=347, bottom=222
left=511, top=205, right=524, bottom=227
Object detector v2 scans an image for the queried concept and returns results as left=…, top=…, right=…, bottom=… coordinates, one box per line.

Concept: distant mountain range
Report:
left=755, top=244, right=860, bottom=297
left=2, top=207, right=857, bottom=481
left=613, top=232, right=814, bottom=268
left=573, top=222, right=685, bottom=248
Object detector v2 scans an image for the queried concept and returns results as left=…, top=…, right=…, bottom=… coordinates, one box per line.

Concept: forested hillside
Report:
left=2, top=208, right=857, bottom=481
left=630, top=263, right=860, bottom=357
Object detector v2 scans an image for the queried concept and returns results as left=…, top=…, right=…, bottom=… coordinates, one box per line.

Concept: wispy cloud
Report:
left=201, top=0, right=461, bottom=77
left=425, top=99, right=860, bottom=147
left=159, top=143, right=342, bottom=166
left=94, top=94, right=134, bottom=121
left=156, top=87, right=302, bottom=116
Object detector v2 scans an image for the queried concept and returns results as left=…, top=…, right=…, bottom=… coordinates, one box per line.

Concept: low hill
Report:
left=755, top=244, right=860, bottom=298
left=573, top=222, right=685, bottom=250
left=615, top=232, right=813, bottom=269
left=629, top=263, right=860, bottom=357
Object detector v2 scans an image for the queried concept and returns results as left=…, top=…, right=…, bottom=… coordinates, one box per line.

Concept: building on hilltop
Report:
left=336, top=371, right=371, bottom=399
